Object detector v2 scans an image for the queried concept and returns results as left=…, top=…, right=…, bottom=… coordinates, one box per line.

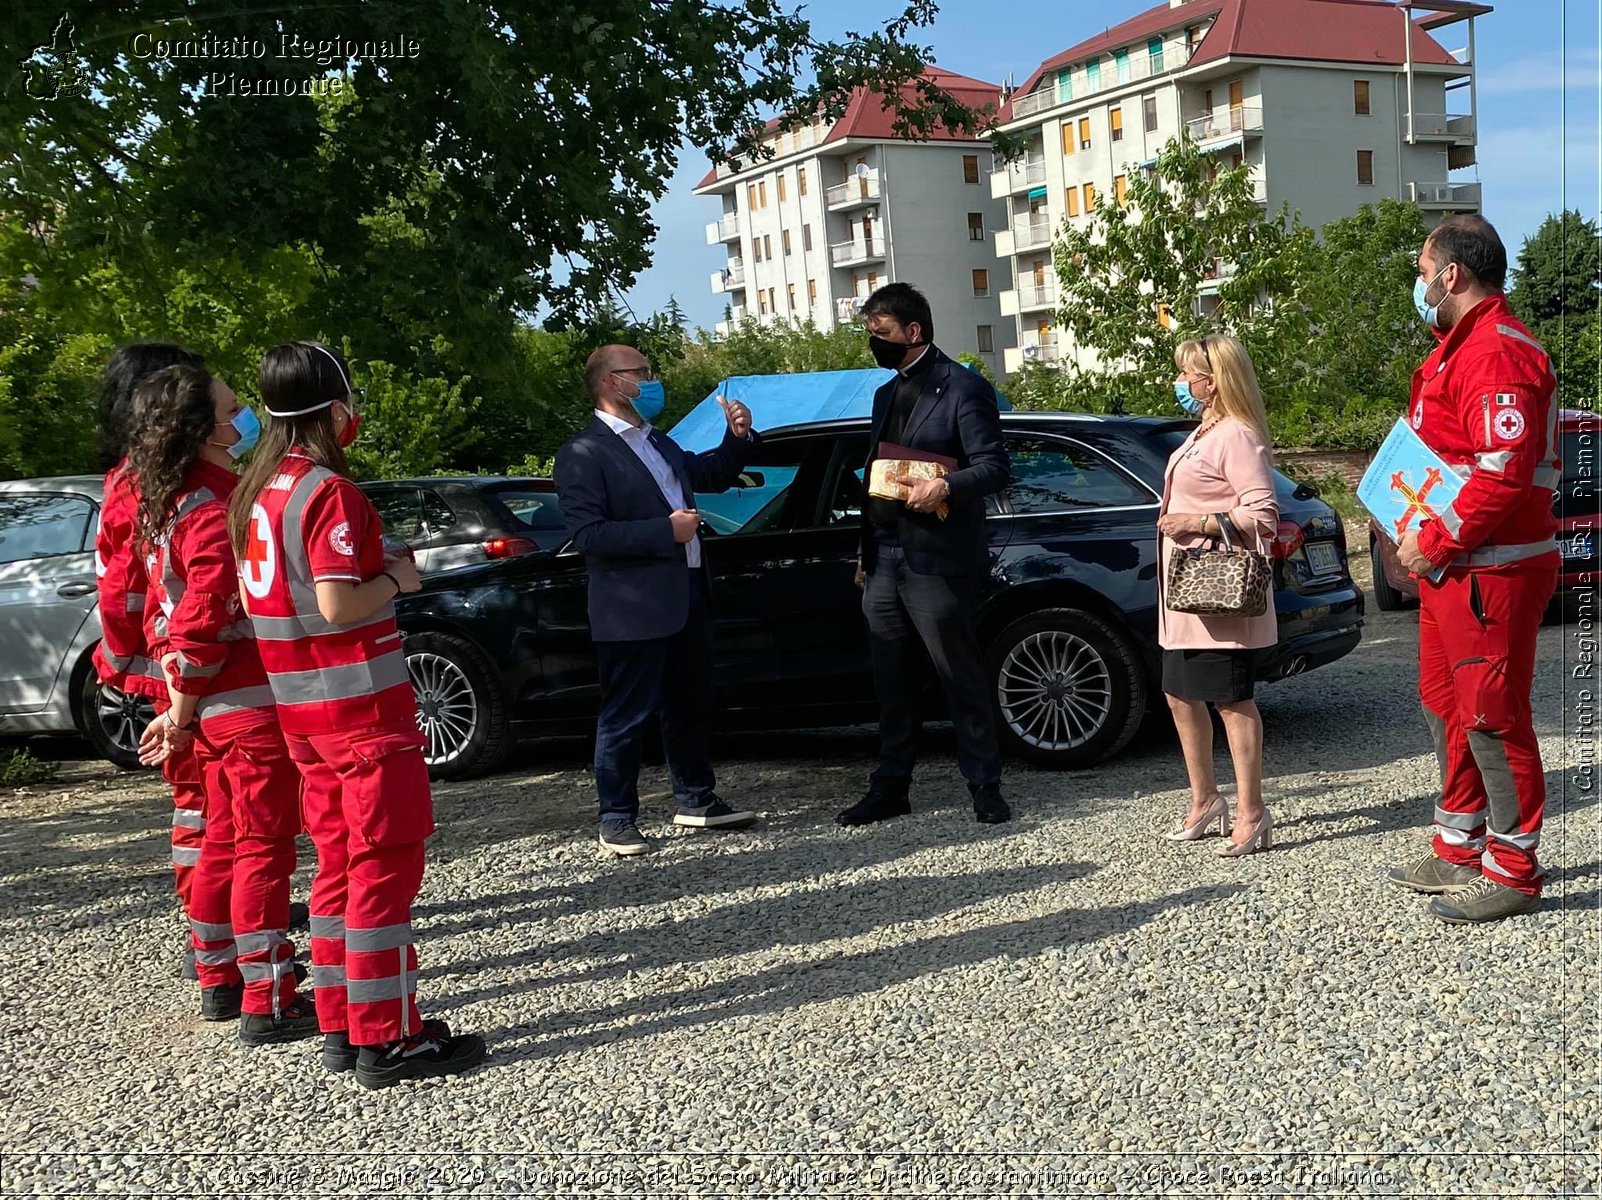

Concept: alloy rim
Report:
left=97, top=685, right=153, bottom=755
left=997, top=630, right=1113, bottom=750
left=407, top=652, right=479, bottom=765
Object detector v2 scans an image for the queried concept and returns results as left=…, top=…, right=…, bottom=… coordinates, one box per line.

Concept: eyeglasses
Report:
left=342, top=387, right=368, bottom=414
left=612, top=366, right=655, bottom=382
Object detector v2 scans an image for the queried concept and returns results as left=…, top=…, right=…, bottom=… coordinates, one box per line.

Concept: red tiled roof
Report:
left=1007, top=0, right=1463, bottom=114
left=694, top=67, right=1000, bottom=190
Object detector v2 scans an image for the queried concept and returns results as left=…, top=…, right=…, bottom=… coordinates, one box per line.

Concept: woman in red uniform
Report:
left=227, top=341, right=484, bottom=1088
left=92, top=343, right=210, bottom=977
left=127, top=362, right=319, bottom=1042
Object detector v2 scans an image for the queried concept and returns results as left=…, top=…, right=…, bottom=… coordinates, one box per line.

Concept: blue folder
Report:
left=1358, top=419, right=1464, bottom=545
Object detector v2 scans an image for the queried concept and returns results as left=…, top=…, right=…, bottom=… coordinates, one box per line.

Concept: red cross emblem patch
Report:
left=1493, top=408, right=1525, bottom=441
left=240, top=503, right=276, bottom=600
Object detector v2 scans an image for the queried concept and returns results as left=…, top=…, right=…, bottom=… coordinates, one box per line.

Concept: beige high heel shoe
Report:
left=1216, top=808, right=1273, bottom=857
left=1162, top=793, right=1229, bottom=842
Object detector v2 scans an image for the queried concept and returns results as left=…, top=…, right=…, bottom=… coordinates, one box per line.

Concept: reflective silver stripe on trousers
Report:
left=268, top=650, right=410, bottom=707
left=1460, top=540, right=1559, bottom=568
left=235, top=929, right=288, bottom=956
left=1487, top=827, right=1542, bottom=851
left=313, top=963, right=347, bottom=988
left=1435, top=825, right=1486, bottom=850
left=309, top=914, right=346, bottom=940
left=1481, top=851, right=1519, bottom=880
left=125, top=592, right=146, bottom=614
left=171, top=846, right=202, bottom=867
left=197, top=684, right=278, bottom=719
left=1433, top=806, right=1483, bottom=832
left=172, top=808, right=206, bottom=830
left=345, top=962, right=419, bottom=1006
left=190, top=918, right=234, bottom=941
left=345, top=923, right=414, bottom=953
left=100, top=650, right=133, bottom=671
left=195, top=946, right=237, bottom=966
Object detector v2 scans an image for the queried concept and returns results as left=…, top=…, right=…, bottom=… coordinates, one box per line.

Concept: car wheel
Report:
left=403, top=631, right=510, bottom=780
left=986, top=607, right=1146, bottom=769
left=79, top=669, right=154, bottom=771
left=1370, top=538, right=1413, bottom=611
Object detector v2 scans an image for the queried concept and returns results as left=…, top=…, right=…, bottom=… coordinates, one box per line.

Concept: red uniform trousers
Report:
left=187, top=714, right=306, bottom=1014
left=288, top=724, right=434, bottom=1046
left=157, top=699, right=208, bottom=917
left=1418, top=557, right=1557, bottom=894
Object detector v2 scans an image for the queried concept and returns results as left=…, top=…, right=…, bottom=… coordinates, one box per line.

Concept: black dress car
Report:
left=358, top=476, right=568, bottom=575
left=395, top=413, right=1365, bottom=778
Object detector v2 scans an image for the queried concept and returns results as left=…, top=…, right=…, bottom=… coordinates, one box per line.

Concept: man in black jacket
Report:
left=838, top=284, right=1014, bottom=827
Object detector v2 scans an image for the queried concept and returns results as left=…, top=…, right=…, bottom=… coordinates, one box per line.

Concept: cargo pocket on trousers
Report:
left=1451, top=655, right=1516, bottom=736
left=346, top=730, right=436, bottom=847
left=232, top=729, right=302, bottom=840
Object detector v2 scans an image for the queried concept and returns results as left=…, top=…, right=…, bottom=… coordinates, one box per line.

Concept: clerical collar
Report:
left=900, top=345, right=934, bottom=378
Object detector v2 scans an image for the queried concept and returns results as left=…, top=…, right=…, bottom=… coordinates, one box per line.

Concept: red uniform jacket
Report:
left=144, top=461, right=275, bottom=734
left=1412, top=295, right=1561, bottom=568
left=239, top=450, right=416, bottom=737
left=93, top=462, right=165, bottom=698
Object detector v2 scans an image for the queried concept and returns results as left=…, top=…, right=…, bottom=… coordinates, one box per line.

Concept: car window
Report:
left=1006, top=437, right=1152, bottom=512
left=0, top=494, right=95, bottom=564
left=369, top=488, right=425, bottom=541
left=1147, top=428, right=1305, bottom=500
left=422, top=490, right=458, bottom=533
left=489, top=488, right=565, bottom=531
left=694, top=444, right=810, bottom=536
left=822, top=435, right=1004, bottom=523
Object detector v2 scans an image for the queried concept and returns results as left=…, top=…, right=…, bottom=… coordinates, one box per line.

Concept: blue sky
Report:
left=620, top=0, right=1600, bottom=332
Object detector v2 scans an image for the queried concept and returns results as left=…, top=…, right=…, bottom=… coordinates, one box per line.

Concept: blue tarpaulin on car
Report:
left=669, top=367, right=1011, bottom=452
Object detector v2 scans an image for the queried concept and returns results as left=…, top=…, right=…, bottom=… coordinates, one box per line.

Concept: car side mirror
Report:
left=1292, top=482, right=1320, bottom=501
left=737, top=471, right=765, bottom=488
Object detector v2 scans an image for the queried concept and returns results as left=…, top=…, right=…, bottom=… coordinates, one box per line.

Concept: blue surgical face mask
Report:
left=1414, top=264, right=1450, bottom=329
left=629, top=379, right=667, bottom=423
left=1174, top=381, right=1205, bottom=416
left=220, top=406, right=261, bottom=460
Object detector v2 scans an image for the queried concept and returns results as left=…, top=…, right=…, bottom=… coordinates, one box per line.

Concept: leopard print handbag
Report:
left=1165, top=520, right=1271, bottom=617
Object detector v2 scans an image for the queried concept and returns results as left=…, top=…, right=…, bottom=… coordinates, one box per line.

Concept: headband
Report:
left=263, top=342, right=355, bottom=417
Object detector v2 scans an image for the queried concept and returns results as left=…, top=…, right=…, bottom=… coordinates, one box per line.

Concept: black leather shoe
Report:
left=239, top=995, right=320, bottom=1046
left=971, top=783, right=1011, bottom=825
left=836, top=782, right=912, bottom=827
left=200, top=982, right=244, bottom=1021
left=288, top=901, right=310, bottom=931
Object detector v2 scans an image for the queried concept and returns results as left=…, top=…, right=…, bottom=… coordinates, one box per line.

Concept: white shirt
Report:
left=594, top=408, right=700, bottom=568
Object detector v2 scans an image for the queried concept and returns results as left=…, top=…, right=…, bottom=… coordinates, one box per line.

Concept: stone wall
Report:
left=1276, top=448, right=1372, bottom=491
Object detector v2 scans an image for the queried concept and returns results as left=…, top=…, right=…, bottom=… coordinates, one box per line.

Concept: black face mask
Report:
left=868, top=334, right=922, bottom=370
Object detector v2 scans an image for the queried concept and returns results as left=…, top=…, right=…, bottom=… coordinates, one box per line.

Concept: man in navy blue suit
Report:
left=838, top=283, right=1013, bottom=828
left=555, top=344, right=760, bottom=856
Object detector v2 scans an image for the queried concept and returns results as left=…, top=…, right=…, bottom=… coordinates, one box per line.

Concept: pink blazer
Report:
left=1158, top=417, right=1279, bottom=651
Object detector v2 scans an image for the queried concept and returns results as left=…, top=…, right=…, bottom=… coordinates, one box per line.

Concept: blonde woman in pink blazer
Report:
left=1155, top=335, right=1279, bottom=856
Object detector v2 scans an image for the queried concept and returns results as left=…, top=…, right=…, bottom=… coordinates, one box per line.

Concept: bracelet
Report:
left=164, top=711, right=191, bottom=733
left=381, top=571, right=402, bottom=596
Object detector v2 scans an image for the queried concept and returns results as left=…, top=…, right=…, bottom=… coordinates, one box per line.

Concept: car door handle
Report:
left=57, top=581, right=96, bottom=598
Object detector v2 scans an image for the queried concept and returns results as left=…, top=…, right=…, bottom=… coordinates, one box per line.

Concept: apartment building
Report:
left=693, top=69, right=1016, bottom=368
left=992, top=0, right=1487, bottom=373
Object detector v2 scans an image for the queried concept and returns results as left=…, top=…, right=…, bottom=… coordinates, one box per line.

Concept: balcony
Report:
left=705, top=214, right=740, bottom=244
left=1198, top=259, right=1239, bottom=295
left=1006, top=52, right=1171, bottom=125
left=713, top=305, right=750, bottom=337
left=1408, top=113, right=1477, bottom=143
left=996, top=158, right=1048, bottom=197
left=829, top=240, right=886, bottom=267
left=1411, top=181, right=1482, bottom=211
left=1012, top=215, right=1054, bottom=253
left=710, top=259, right=746, bottom=294
left=1184, top=105, right=1264, bottom=144
left=1019, top=334, right=1061, bottom=364
left=825, top=175, right=881, bottom=211
left=1015, top=281, right=1057, bottom=312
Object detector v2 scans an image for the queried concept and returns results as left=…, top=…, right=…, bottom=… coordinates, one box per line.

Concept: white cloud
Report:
left=1478, top=49, right=1601, bottom=95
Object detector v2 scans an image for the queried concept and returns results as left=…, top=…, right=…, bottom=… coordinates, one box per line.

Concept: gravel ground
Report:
left=3, top=543, right=1598, bottom=1198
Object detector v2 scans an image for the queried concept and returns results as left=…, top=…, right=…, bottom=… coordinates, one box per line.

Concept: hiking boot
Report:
left=836, top=780, right=912, bottom=827
left=355, top=1019, right=487, bottom=1090
left=288, top=901, right=310, bottom=931
left=971, top=783, right=1012, bottom=825
left=1387, top=852, right=1481, bottom=895
left=1430, top=876, right=1542, bottom=925
left=200, top=982, right=243, bottom=1022
left=673, top=797, right=757, bottom=830
left=322, top=1031, right=358, bottom=1073
left=239, top=995, right=320, bottom=1047
left=599, top=819, right=653, bottom=857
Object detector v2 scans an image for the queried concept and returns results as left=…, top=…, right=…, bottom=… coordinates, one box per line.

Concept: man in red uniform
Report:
left=1389, top=215, right=1561, bottom=923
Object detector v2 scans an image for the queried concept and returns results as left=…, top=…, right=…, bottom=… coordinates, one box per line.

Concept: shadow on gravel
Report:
left=469, top=882, right=1244, bottom=1068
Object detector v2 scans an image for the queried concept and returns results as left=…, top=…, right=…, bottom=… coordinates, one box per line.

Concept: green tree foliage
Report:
left=1050, top=137, right=1318, bottom=420
left=1510, top=210, right=1601, bottom=409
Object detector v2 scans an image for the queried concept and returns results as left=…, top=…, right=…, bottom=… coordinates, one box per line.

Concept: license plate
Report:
left=1565, top=533, right=1594, bottom=560
left=1304, top=541, right=1341, bottom=576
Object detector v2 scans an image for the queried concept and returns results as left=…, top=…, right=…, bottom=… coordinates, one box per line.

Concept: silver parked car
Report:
left=0, top=476, right=153, bottom=768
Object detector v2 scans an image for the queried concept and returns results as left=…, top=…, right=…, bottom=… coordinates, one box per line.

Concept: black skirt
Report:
left=1162, top=648, right=1257, bottom=703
